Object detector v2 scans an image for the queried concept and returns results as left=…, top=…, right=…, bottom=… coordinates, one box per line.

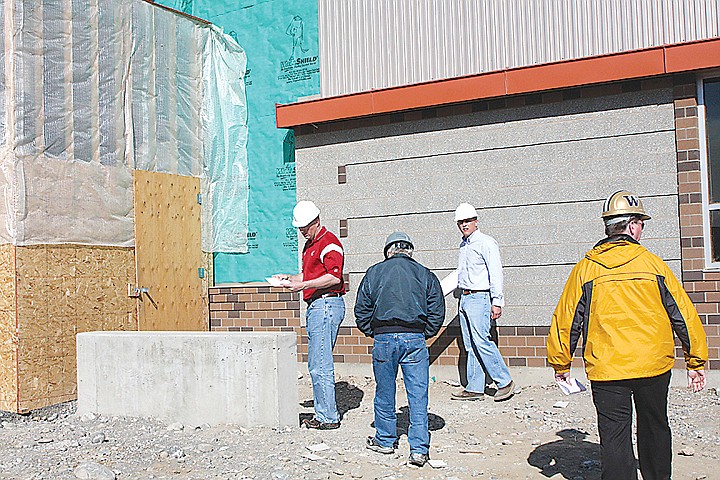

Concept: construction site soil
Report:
left=0, top=374, right=718, bottom=480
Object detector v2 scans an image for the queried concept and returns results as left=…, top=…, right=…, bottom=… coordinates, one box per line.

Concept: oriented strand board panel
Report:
left=0, top=244, right=17, bottom=412
left=14, top=245, right=136, bottom=412
left=134, top=171, right=206, bottom=331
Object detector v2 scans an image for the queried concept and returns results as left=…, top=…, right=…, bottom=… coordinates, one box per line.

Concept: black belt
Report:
left=462, top=289, right=490, bottom=295
left=307, top=292, right=343, bottom=305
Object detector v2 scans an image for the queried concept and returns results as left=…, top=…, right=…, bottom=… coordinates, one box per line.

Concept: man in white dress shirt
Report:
left=451, top=203, right=515, bottom=401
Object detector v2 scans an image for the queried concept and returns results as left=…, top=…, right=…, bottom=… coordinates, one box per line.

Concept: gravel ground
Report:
left=0, top=375, right=718, bottom=480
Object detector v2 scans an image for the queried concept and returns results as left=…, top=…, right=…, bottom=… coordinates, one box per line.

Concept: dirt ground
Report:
left=0, top=373, right=718, bottom=479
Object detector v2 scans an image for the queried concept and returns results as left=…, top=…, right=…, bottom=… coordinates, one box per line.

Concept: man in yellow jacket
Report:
left=547, top=190, right=708, bottom=480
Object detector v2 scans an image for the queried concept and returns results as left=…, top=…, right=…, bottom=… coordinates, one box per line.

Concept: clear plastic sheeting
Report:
left=201, top=25, right=249, bottom=253
left=0, top=0, right=248, bottom=252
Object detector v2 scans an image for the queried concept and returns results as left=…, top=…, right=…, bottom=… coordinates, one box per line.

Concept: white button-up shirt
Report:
left=457, top=230, right=504, bottom=307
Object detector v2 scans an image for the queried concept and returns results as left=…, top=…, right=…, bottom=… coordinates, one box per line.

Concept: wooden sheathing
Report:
left=0, top=244, right=18, bottom=412
left=133, top=170, right=206, bottom=331
left=14, top=245, right=137, bottom=412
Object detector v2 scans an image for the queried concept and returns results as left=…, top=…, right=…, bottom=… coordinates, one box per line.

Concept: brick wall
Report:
left=209, top=284, right=717, bottom=370
left=208, top=285, right=561, bottom=369
left=209, top=285, right=467, bottom=366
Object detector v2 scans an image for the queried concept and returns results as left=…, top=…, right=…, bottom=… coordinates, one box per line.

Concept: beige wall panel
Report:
left=15, top=246, right=47, bottom=278
left=11, top=245, right=136, bottom=412
left=0, top=243, right=17, bottom=411
left=0, top=276, right=15, bottom=312
left=0, top=308, right=17, bottom=412
left=46, top=246, right=79, bottom=277
left=75, top=246, right=105, bottom=276
left=134, top=170, right=206, bottom=331
left=77, top=314, right=106, bottom=335
left=16, top=277, right=49, bottom=321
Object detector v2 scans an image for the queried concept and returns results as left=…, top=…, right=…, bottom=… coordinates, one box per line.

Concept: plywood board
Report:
left=13, top=244, right=136, bottom=412
left=134, top=170, right=206, bottom=331
left=0, top=243, right=17, bottom=411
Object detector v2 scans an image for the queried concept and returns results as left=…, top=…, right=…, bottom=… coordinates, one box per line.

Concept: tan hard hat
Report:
left=601, top=190, right=651, bottom=220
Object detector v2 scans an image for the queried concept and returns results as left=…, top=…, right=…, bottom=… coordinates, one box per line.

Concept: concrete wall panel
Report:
left=77, top=332, right=298, bottom=427
left=297, top=91, right=674, bottom=160
left=297, top=89, right=680, bottom=327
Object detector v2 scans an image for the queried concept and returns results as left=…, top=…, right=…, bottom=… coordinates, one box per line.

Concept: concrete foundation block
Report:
left=77, top=332, right=298, bottom=427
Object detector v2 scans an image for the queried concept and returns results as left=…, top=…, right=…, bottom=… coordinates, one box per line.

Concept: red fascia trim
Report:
left=276, top=37, right=720, bottom=128
left=506, top=48, right=665, bottom=94
left=665, top=40, right=720, bottom=73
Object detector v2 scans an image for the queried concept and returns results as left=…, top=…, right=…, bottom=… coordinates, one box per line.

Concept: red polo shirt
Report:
left=302, top=226, right=345, bottom=302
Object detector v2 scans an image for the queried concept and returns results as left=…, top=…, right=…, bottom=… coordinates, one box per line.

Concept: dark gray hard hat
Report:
left=384, top=231, right=414, bottom=258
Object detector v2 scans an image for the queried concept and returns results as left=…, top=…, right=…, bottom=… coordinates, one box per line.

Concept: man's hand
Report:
left=285, top=280, right=305, bottom=292
left=554, top=371, right=570, bottom=383
left=491, top=305, right=502, bottom=320
left=687, top=369, right=706, bottom=393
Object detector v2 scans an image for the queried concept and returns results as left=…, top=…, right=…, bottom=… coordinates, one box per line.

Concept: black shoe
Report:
left=302, top=418, right=340, bottom=430
left=408, top=452, right=429, bottom=467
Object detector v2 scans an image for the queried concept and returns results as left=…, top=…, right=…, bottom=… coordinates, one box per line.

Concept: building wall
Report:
left=210, top=76, right=718, bottom=370
left=295, top=80, right=681, bottom=328
left=0, top=245, right=137, bottom=413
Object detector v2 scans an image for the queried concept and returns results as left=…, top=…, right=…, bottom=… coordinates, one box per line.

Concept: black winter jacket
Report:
left=354, top=254, right=445, bottom=338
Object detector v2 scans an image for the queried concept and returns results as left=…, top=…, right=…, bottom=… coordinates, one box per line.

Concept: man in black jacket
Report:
left=355, top=232, right=445, bottom=468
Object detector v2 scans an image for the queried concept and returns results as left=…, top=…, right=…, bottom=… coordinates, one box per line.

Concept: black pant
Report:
left=591, top=371, right=672, bottom=480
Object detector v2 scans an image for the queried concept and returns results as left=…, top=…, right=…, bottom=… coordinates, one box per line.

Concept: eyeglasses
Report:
left=632, top=219, right=645, bottom=230
left=457, top=218, right=477, bottom=225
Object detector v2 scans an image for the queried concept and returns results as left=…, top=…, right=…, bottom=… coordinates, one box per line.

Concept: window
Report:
left=701, top=77, right=720, bottom=266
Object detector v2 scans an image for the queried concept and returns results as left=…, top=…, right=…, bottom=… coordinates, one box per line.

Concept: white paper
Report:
left=302, top=453, right=324, bottom=461
left=266, top=276, right=290, bottom=287
left=553, top=401, right=570, bottom=408
left=306, top=443, right=331, bottom=453
left=428, top=459, right=447, bottom=468
left=440, top=270, right=458, bottom=296
left=556, top=377, right=587, bottom=395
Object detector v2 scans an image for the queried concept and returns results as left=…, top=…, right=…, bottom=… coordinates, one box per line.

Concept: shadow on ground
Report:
left=396, top=405, right=445, bottom=436
left=367, top=406, right=445, bottom=435
left=299, top=381, right=364, bottom=425
left=527, top=428, right=601, bottom=479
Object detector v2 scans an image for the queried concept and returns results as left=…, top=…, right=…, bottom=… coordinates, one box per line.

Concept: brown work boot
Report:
left=451, top=390, right=485, bottom=401
left=494, top=380, right=516, bottom=401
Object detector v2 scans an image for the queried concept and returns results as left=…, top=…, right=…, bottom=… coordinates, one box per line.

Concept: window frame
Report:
left=698, top=73, right=720, bottom=270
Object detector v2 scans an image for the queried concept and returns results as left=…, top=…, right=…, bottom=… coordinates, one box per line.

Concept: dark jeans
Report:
left=591, top=371, right=672, bottom=480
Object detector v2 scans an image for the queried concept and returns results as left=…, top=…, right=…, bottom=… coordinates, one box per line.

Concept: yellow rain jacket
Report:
left=548, top=235, right=707, bottom=381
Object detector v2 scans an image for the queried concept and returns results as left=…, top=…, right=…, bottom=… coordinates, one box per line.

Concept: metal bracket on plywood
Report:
left=128, top=284, right=149, bottom=298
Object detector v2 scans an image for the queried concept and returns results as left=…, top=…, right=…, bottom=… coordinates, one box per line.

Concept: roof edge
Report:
left=276, top=37, right=720, bottom=128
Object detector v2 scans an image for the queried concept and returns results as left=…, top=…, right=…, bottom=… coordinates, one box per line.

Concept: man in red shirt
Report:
left=275, top=201, right=346, bottom=429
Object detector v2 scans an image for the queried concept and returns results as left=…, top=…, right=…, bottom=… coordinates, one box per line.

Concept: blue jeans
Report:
left=372, top=332, right=430, bottom=455
left=459, top=292, right=512, bottom=393
left=306, top=296, right=345, bottom=423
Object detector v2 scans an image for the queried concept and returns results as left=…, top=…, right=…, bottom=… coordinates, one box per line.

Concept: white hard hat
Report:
left=292, top=201, right=321, bottom=227
left=454, top=203, right=478, bottom=222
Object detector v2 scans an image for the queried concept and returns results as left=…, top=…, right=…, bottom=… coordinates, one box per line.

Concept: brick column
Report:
left=674, top=75, right=720, bottom=370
